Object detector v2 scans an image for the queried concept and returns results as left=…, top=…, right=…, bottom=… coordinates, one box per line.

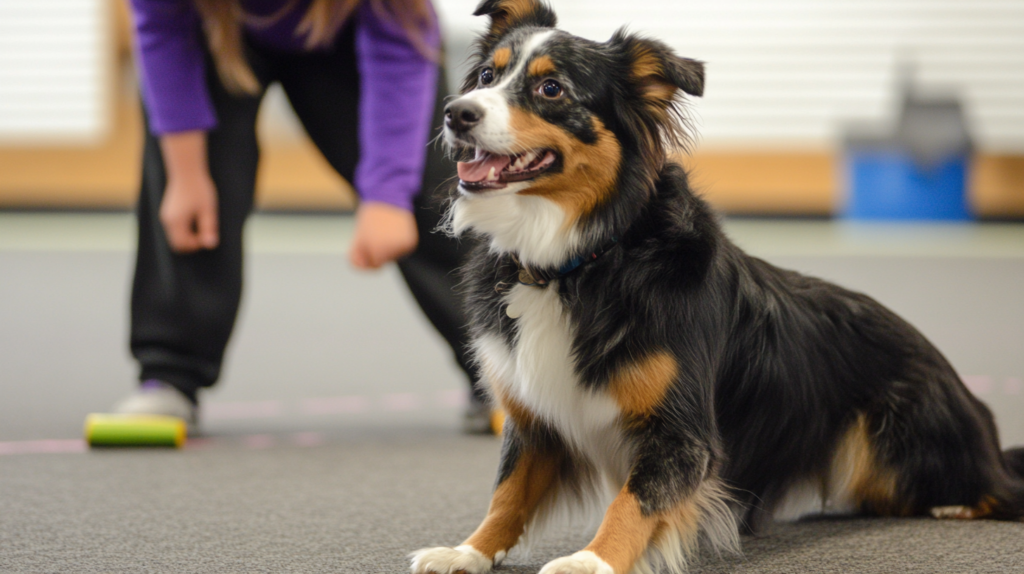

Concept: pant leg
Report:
left=130, top=51, right=270, bottom=401
left=277, top=34, right=483, bottom=397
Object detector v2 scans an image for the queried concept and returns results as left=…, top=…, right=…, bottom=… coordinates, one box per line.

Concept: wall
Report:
left=0, top=0, right=1020, bottom=215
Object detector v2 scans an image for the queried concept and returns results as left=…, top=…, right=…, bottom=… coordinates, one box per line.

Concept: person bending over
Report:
left=116, top=0, right=490, bottom=433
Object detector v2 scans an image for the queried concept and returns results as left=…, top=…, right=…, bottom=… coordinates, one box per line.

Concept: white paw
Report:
left=930, top=505, right=976, bottom=519
left=409, top=545, right=492, bottom=574
left=538, top=550, right=615, bottom=574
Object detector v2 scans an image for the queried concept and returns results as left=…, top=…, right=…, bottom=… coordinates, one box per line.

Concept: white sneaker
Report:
left=113, top=380, right=198, bottom=431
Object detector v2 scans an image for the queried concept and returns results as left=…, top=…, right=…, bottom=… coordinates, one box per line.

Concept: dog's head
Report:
left=444, top=0, right=704, bottom=269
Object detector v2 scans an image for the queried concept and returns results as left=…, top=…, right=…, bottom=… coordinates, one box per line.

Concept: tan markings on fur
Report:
left=463, top=448, right=562, bottom=559
left=607, top=352, right=678, bottom=418
left=627, top=45, right=679, bottom=170
left=642, top=82, right=677, bottom=105
left=493, top=384, right=536, bottom=430
left=830, top=414, right=908, bottom=516
left=930, top=496, right=999, bottom=520
left=528, top=55, right=556, bottom=77
left=509, top=110, right=622, bottom=222
left=584, top=488, right=660, bottom=574
left=585, top=484, right=713, bottom=574
left=649, top=484, right=712, bottom=563
left=630, top=47, right=675, bottom=106
left=488, top=0, right=541, bottom=36
left=631, top=49, right=661, bottom=79
left=493, top=47, right=512, bottom=70
left=973, top=495, right=999, bottom=518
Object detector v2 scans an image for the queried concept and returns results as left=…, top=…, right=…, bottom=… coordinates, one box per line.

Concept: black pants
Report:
left=130, top=27, right=481, bottom=402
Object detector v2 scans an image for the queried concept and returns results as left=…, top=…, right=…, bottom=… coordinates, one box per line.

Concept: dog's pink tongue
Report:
left=457, top=153, right=511, bottom=183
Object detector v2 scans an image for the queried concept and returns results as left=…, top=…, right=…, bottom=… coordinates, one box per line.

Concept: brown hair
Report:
left=193, top=0, right=437, bottom=94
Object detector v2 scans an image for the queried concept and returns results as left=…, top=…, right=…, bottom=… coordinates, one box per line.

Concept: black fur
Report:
left=447, top=1, right=1024, bottom=569
left=464, top=160, right=1024, bottom=524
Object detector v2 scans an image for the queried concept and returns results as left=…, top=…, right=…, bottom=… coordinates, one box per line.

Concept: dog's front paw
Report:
left=538, top=551, right=615, bottom=574
left=409, top=544, right=493, bottom=574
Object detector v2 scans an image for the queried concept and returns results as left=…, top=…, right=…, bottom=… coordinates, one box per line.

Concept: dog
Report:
left=410, top=1, right=1024, bottom=573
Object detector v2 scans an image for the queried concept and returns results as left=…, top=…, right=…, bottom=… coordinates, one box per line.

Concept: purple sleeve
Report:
left=130, top=0, right=217, bottom=135
left=354, top=3, right=440, bottom=211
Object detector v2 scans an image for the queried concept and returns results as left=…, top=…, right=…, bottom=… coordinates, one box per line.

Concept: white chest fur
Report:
left=476, top=284, right=626, bottom=477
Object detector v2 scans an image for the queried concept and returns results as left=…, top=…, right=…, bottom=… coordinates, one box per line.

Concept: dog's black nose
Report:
left=444, top=100, right=485, bottom=133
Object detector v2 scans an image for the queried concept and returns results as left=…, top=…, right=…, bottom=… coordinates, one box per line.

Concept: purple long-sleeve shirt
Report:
left=130, top=0, right=440, bottom=211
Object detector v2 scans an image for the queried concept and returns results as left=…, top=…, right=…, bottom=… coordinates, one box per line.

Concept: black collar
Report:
left=511, top=236, right=620, bottom=289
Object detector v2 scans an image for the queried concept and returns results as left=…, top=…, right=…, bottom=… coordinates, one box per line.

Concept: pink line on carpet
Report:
left=300, top=396, right=370, bottom=415
left=242, top=434, right=276, bottom=449
left=184, top=437, right=216, bottom=450
left=382, top=392, right=419, bottom=411
left=0, top=439, right=87, bottom=456
left=435, top=389, right=468, bottom=408
left=205, top=401, right=283, bottom=420
left=291, top=432, right=325, bottom=447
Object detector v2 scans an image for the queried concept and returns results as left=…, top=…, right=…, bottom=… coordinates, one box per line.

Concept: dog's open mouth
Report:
left=457, top=147, right=557, bottom=191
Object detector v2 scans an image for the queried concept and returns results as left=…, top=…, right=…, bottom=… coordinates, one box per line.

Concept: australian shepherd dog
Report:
left=411, top=1, right=1024, bottom=573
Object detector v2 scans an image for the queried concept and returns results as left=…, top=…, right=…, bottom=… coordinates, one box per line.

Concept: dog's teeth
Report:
left=487, top=167, right=498, bottom=181
left=521, top=151, right=537, bottom=166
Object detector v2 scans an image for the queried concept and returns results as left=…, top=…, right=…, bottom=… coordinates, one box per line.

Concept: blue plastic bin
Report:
left=844, top=147, right=970, bottom=221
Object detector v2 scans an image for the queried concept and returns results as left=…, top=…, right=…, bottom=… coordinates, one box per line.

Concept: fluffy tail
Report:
left=1003, top=447, right=1024, bottom=480
left=994, top=447, right=1024, bottom=520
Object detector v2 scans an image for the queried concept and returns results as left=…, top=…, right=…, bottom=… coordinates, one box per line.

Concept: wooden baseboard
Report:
left=970, top=155, right=1024, bottom=217
left=681, top=151, right=836, bottom=215
left=1, top=97, right=1020, bottom=217
left=0, top=93, right=357, bottom=212
left=682, top=151, right=1024, bottom=218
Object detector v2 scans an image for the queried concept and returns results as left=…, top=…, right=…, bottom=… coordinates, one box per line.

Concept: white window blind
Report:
left=438, top=0, right=1024, bottom=152
left=0, top=0, right=109, bottom=144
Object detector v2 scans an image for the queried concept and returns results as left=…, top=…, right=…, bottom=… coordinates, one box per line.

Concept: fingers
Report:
left=196, top=201, right=220, bottom=250
left=348, top=202, right=419, bottom=270
left=158, top=176, right=219, bottom=254
left=349, top=241, right=375, bottom=269
left=160, top=207, right=203, bottom=253
left=349, top=236, right=403, bottom=269
left=348, top=233, right=415, bottom=270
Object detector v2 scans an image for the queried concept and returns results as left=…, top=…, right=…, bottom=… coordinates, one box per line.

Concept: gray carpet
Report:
left=2, top=431, right=1022, bottom=574
left=1, top=214, right=1023, bottom=573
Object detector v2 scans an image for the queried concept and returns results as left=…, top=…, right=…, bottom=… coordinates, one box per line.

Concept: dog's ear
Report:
left=616, top=31, right=704, bottom=105
left=473, top=0, right=557, bottom=45
left=609, top=31, right=704, bottom=171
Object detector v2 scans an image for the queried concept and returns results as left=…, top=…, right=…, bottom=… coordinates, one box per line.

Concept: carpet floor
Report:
left=2, top=430, right=1022, bottom=574
left=2, top=215, right=1022, bottom=573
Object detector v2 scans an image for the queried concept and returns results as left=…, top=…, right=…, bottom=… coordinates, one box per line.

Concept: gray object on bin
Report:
left=844, top=67, right=973, bottom=167
left=897, top=93, right=973, bottom=167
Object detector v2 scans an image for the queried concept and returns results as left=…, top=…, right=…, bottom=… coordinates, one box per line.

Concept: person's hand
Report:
left=160, top=172, right=219, bottom=253
left=349, top=201, right=419, bottom=269
left=158, top=131, right=219, bottom=253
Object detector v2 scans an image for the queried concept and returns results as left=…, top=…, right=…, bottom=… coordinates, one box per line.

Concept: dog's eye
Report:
left=539, top=79, right=563, bottom=99
left=479, top=68, right=495, bottom=86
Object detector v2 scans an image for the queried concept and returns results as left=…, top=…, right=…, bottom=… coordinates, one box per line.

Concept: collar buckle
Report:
left=510, top=237, right=619, bottom=289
